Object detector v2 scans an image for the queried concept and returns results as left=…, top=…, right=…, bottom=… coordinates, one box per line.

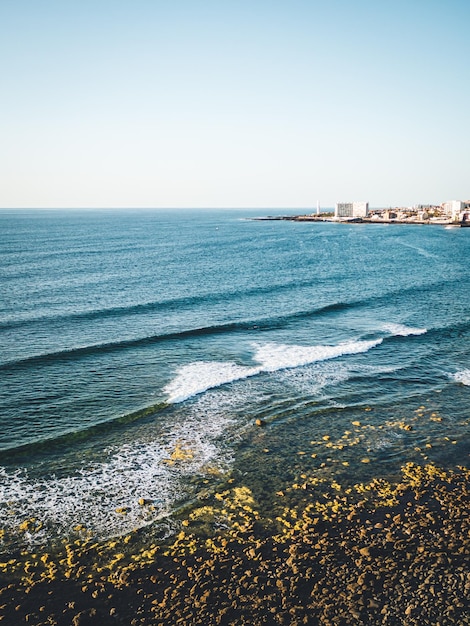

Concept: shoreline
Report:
left=255, top=215, right=470, bottom=227
left=1, top=461, right=469, bottom=625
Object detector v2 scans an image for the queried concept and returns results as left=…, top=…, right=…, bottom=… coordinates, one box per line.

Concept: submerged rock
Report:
left=0, top=463, right=469, bottom=625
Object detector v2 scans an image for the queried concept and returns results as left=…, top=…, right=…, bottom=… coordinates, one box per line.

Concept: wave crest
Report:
left=453, top=370, right=470, bottom=386
left=164, top=339, right=383, bottom=404
left=382, top=323, right=427, bottom=336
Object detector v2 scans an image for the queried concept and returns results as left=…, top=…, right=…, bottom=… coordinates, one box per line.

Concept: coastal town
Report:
left=264, top=200, right=470, bottom=226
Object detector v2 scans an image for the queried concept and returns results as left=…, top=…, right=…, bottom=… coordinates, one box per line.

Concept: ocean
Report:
left=0, top=208, right=469, bottom=552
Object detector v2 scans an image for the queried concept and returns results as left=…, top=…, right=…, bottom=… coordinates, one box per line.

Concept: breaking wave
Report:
left=453, top=370, right=470, bottom=386
left=164, top=339, right=383, bottom=404
left=382, top=323, right=427, bottom=336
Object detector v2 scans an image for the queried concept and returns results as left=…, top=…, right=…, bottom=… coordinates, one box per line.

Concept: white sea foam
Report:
left=164, top=361, right=258, bottom=404
left=164, top=339, right=383, bottom=404
left=0, top=411, right=233, bottom=547
left=253, top=339, right=382, bottom=371
left=281, top=359, right=404, bottom=396
left=0, top=338, right=384, bottom=547
left=279, top=361, right=351, bottom=395
left=383, top=322, right=427, bottom=336
left=453, top=369, right=470, bottom=386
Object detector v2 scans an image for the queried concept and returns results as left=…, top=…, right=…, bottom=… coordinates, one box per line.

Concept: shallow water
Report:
left=0, top=209, right=469, bottom=550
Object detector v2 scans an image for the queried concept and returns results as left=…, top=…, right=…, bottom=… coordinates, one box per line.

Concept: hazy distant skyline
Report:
left=1, top=0, right=469, bottom=209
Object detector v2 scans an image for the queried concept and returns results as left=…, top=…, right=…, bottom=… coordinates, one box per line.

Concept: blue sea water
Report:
left=0, top=209, right=469, bottom=549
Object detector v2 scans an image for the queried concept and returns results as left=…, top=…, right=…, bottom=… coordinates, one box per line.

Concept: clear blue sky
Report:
left=1, top=0, right=469, bottom=208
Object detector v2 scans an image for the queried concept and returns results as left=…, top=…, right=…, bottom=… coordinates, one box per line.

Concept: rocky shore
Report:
left=1, top=462, right=469, bottom=625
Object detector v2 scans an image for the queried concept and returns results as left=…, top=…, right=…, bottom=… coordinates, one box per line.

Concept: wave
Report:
left=379, top=319, right=470, bottom=348
left=1, top=301, right=438, bottom=373
left=453, top=370, right=470, bottom=386
left=3, top=271, right=458, bottom=333
left=0, top=402, right=168, bottom=458
left=0, top=302, right=370, bottom=371
left=2, top=323, right=414, bottom=454
left=164, top=338, right=383, bottom=403
left=381, top=323, right=427, bottom=336
left=164, top=320, right=435, bottom=404
left=419, top=319, right=470, bottom=341
left=0, top=277, right=355, bottom=331
left=2, top=268, right=464, bottom=372
left=4, top=281, right=466, bottom=373
left=3, top=268, right=459, bottom=334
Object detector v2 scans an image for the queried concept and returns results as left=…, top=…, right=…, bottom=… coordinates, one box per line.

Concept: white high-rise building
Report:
left=334, top=202, right=369, bottom=219
left=442, top=200, right=470, bottom=221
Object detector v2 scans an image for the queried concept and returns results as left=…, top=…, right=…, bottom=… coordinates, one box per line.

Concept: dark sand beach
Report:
left=1, top=461, right=469, bottom=625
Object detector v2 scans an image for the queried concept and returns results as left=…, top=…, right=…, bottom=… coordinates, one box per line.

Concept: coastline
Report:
left=1, top=211, right=469, bottom=626
left=1, top=462, right=469, bottom=625
left=255, top=215, right=470, bottom=227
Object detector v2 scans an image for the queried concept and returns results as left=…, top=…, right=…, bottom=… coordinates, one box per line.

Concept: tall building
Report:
left=442, top=200, right=470, bottom=221
left=334, top=202, right=369, bottom=219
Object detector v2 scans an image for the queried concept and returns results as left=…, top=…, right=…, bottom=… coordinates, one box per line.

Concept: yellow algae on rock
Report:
left=73, top=524, right=86, bottom=532
left=189, top=505, right=218, bottom=522
left=231, top=486, right=255, bottom=507
left=18, top=518, right=42, bottom=533
left=201, top=463, right=224, bottom=476
left=395, top=421, right=414, bottom=431
left=163, top=441, right=195, bottom=465
left=2, top=457, right=469, bottom=626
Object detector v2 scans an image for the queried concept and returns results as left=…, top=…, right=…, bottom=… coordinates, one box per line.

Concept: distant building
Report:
left=442, top=200, right=470, bottom=221
left=334, top=202, right=369, bottom=219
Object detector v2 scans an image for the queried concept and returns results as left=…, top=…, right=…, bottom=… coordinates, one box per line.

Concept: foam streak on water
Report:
left=382, top=323, right=427, bottom=336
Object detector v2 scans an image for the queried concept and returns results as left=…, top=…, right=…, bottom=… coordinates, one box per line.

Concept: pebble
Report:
left=1, top=463, right=469, bottom=625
